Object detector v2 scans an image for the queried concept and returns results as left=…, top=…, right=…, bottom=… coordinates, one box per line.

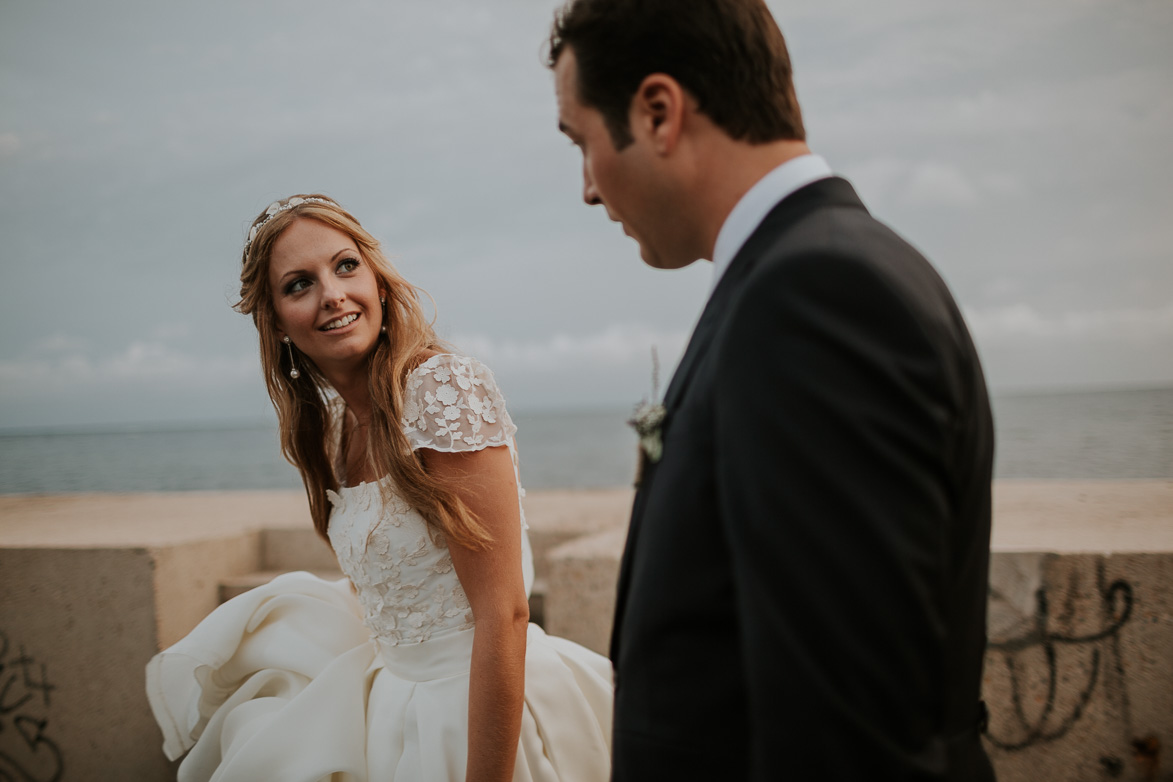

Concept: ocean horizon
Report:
left=1, top=386, right=1170, bottom=494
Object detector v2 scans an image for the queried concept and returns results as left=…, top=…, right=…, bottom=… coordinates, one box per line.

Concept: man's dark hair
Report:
left=547, top=0, right=805, bottom=150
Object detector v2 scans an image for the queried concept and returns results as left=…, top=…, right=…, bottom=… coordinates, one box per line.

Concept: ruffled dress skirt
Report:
left=146, top=572, right=613, bottom=782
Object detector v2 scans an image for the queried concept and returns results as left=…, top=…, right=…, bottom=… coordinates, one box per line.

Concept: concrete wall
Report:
left=0, top=492, right=307, bottom=781
left=542, top=481, right=1173, bottom=782
left=543, top=525, right=630, bottom=655
left=984, top=553, right=1172, bottom=782
left=2, top=482, right=1170, bottom=781
left=1, top=547, right=171, bottom=781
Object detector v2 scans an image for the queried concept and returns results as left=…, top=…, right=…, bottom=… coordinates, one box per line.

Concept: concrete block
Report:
left=984, top=552, right=1173, bottom=782
left=261, top=525, right=339, bottom=572
left=151, top=532, right=263, bottom=649
left=540, top=482, right=1173, bottom=781
left=0, top=547, right=173, bottom=781
left=528, top=577, right=547, bottom=628
left=544, top=525, right=629, bottom=655
left=218, top=569, right=344, bottom=602
left=0, top=491, right=302, bottom=780
left=2, top=483, right=1169, bottom=781
left=523, top=489, right=632, bottom=583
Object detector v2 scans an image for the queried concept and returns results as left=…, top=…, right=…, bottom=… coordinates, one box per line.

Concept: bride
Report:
left=146, top=195, right=613, bottom=781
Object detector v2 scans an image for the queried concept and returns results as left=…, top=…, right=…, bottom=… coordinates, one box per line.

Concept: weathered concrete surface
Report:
left=542, top=481, right=1173, bottom=781
left=262, top=523, right=338, bottom=573
left=990, top=481, right=1173, bottom=553
left=0, top=490, right=309, bottom=547
left=543, top=525, right=631, bottom=654
left=983, top=483, right=1173, bottom=782
left=544, top=481, right=1173, bottom=652
left=984, top=553, right=1172, bottom=782
left=0, top=491, right=308, bottom=781
left=0, top=488, right=632, bottom=781
left=1, top=547, right=172, bottom=781
left=522, top=488, right=632, bottom=583
left=2, top=482, right=1170, bottom=781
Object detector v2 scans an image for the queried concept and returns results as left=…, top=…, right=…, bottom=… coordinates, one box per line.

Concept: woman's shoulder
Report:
left=412, top=348, right=443, bottom=366
left=408, top=351, right=495, bottom=381
left=401, top=351, right=514, bottom=451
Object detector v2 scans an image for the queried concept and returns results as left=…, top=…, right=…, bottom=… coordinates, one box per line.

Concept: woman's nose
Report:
left=320, top=281, right=345, bottom=308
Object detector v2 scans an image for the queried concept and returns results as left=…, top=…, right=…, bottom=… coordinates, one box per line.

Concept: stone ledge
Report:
left=2, top=481, right=1170, bottom=782
left=219, top=569, right=346, bottom=602
left=991, top=480, right=1173, bottom=552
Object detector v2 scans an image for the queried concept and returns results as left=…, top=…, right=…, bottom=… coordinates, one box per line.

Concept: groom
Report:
left=548, top=1, right=996, bottom=779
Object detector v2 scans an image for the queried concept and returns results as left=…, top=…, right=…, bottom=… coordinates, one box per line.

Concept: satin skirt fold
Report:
left=146, top=572, right=612, bottom=782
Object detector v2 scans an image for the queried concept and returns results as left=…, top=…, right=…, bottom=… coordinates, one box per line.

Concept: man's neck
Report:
left=690, top=136, right=812, bottom=261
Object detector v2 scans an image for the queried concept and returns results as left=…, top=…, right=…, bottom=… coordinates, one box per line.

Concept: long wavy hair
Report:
left=235, top=195, right=490, bottom=548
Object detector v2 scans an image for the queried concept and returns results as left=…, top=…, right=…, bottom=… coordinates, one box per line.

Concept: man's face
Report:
left=555, top=48, right=684, bottom=269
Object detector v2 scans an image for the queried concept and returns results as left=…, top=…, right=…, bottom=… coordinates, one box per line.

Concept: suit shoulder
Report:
left=750, top=203, right=965, bottom=331
left=727, top=202, right=985, bottom=394
left=755, top=202, right=926, bottom=280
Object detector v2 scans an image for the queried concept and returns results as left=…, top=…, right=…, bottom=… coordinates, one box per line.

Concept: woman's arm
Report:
left=422, top=444, right=529, bottom=782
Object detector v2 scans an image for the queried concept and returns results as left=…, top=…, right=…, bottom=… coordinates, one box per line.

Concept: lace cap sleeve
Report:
left=401, top=354, right=517, bottom=453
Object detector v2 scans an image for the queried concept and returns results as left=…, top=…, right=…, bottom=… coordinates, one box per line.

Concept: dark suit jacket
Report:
left=610, top=177, right=996, bottom=781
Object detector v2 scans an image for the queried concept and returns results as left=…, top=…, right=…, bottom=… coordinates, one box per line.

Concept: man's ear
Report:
left=630, top=73, right=686, bottom=155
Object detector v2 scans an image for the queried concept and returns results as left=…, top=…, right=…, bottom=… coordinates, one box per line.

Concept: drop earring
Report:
left=380, top=297, right=387, bottom=333
left=282, top=336, right=300, bottom=379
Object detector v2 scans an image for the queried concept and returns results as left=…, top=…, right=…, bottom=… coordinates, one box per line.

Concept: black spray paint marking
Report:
left=0, top=631, right=62, bottom=782
left=985, top=564, right=1134, bottom=752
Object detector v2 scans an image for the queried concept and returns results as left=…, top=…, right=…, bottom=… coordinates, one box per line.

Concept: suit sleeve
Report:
left=713, top=250, right=955, bottom=778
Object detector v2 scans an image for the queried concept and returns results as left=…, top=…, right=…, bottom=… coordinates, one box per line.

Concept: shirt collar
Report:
left=710, top=153, right=833, bottom=292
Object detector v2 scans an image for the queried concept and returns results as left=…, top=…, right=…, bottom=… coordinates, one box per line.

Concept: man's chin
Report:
left=633, top=240, right=665, bottom=269
left=636, top=243, right=699, bottom=271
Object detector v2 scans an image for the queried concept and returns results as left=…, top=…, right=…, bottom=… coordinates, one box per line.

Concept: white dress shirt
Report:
left=710, top=154, right=834, bottom=292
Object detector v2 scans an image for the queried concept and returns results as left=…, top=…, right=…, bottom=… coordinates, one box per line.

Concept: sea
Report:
left=0, top=387, right=1170, bottom=494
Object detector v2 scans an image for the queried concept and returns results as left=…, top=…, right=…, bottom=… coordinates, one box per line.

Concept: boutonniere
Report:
left=629, top=349, right=666, bottom=485
left=629, top=399, right=667, bottom=463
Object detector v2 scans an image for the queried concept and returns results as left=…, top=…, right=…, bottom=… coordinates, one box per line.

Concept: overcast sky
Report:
left=1, top=0, right=1170, bottom=430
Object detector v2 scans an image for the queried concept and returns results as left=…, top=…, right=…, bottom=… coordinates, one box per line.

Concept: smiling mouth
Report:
left=321, top=313, right=359, bottom=331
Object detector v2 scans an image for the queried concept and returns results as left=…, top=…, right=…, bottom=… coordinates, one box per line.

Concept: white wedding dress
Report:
left=146, top=354, right=613, bottom=781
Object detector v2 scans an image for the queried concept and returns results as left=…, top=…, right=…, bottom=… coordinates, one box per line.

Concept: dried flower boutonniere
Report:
left=629, top=348, right=666, bottom=485
left=629, top=399, right=666, bottom=464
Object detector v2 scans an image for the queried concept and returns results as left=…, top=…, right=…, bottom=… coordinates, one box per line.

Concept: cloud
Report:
left=449, top=323, right=694, bottom=409
left=0, top=340, right=257, bottom=393
left=846, top=157, right=1009, bottom=208
left=965, top=302, right=1173, bottom=343
left=452, top=323, right=690, bottom=371
left=904, top=162, right=980, bottom=206
left=32, top=334, right=87, bottom=353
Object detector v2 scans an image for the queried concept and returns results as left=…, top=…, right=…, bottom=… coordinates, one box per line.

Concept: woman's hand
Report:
left=421, top=445, right=529, bottom=782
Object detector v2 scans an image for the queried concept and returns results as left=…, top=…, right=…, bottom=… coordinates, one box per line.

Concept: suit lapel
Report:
left=661, top=177, right=864, bottom=412
left=609, top=221, right=748, bottom=661
left=661, top=280, right=734, bottom=411
left=610, top=177, right=867, bottom=661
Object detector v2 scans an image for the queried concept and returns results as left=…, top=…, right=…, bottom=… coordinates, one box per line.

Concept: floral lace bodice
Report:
left=326, top=354, right=532, bottom=648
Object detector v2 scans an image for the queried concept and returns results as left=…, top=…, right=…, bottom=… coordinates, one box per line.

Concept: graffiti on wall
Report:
left=984, top=557, right=1134, bottom=753
left=0, top=631, right=61, bottom=782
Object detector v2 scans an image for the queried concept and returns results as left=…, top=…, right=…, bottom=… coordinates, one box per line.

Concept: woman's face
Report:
left=268, top=217, right=384, bottom=379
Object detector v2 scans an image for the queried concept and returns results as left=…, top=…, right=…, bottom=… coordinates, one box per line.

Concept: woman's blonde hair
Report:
left=235, top=194, right=490, bottom=548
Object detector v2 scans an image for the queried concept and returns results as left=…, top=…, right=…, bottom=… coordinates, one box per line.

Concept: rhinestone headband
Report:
left=245, top=196, right=339, bottom=251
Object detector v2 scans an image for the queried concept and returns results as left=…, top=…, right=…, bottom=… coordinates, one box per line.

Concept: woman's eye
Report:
left=338, top=258, right=360, bottom=273
left=286, top=278, right=310, bottom=294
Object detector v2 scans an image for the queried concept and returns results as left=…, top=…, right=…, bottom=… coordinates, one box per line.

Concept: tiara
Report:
left=245, top=196, right=339, bottom=251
